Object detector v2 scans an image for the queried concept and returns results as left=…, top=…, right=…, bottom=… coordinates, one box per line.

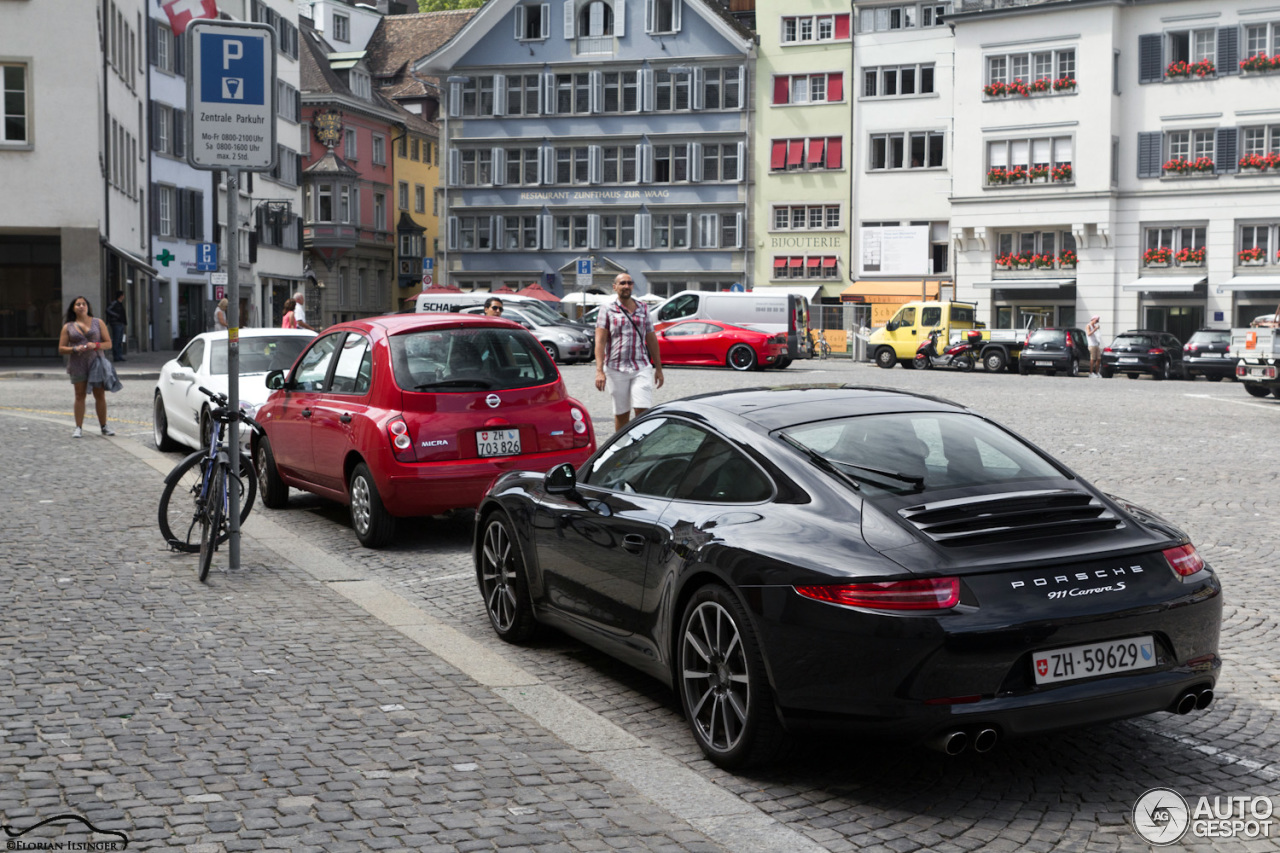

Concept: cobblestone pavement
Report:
left=3, top=356, right=1280, bottom=851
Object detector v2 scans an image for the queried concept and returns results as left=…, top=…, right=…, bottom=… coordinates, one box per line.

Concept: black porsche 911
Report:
left=473, top=386, right=1222, bottom=769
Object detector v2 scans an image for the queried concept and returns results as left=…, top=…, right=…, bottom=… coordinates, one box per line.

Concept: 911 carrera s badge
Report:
left=486, top=394, right=501, bottom=408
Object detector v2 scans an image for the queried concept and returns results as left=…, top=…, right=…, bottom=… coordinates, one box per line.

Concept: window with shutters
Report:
left=652, top=214, right=689, bottom=249
left=601, top=214, right=637, bottom=249
left=506, top=74, right=541, bottom=115
left=869, top=131, right=943, bottom=170
left=863, top=63, right=935, bottom=98
left=781, top=14, right=851, bottom=43
left=458, top=216, right=493, bottom=250
left=654, top=70, right=692, bottom=111
left=771, top=137, right=844, bottom=172
left=649, top=0, right=680, bottom=33
left=504, top=147, right=540, bottom=185
left=602, top=71, right=640, bottom=112
left=774, top=73, right=844, bottom=104
left=700, top=143, right=739, bottom=182
left=277, top=81, right=300, bottom=122
left=554, top=73, right=591, bottom=114
left=701, top=67, right=742, bottom=110
left=652, top=144, right=689, bottom=182
left=1161, top=130, right=1215, bottom=175
left=772, top=205, right=842, bottom=231
left=154, top=23, right=175, bottom=73
left=503, top=215, right=540, bottom=250
left=1165, top=29, right=1217, bottom=77
left=985, top=135, right=1072, bottom=185
left=459, top=150, right=493, bottom=186
left=603, top=145, right=638, bottom=182
left=577, top=1, right=614, bottom=54
left=516, top=3, right=551, bottom=41
left=552, top=215, right=588, bottom=249
left=157, top=185, right=175, bottom=238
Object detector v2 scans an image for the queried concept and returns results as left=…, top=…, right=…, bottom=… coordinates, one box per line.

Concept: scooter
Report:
left=913, top=329, right=977, bottom=371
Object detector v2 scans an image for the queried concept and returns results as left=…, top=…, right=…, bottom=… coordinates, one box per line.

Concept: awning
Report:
left=806, top=257, right=821, bottom=267
left=1219, top=275, right=1280, bottom=290
left=755, top=285, right=823, bottom=302
left=973, top=278, right=1076, bottom=290
left=773, top=257, right=787, bottom=268
left=103, top=240, right=158, bottom=276
left=841, top=280, right=942, bottom=303
left=1121, top=275, right=1207, bottom=292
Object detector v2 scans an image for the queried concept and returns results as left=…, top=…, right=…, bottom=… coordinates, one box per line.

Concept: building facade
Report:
left=416, top=0, right=755, bottom=299
left=0, top=0, right=152, bottom=358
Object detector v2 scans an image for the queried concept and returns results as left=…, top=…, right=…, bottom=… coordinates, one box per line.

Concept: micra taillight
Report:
left=570, top=406, right=591, bottom=448
left=387, top=415, right=416, bottom=462
left=1163, top=543, right=1205, bottom=578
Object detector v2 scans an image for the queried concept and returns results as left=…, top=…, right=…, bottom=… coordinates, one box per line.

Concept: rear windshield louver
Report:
left=898, top=489, right=1121, bottom=547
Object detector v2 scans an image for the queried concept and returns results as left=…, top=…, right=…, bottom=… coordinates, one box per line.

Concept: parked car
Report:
left=657, top=319, right=788, bottom=371
left=153, top=328, right=316, bottom=452
left=460, top=305, right=593, bottom=364
left=473, top=385, right=1222, bottom=768
left=1018, top=328, right=1089, bottom=377
left=253, top=314, right=595, bottom=548
left=1100, top=330, right=1186, bottom=380
left=1182, top=329, right=1236, bottom=381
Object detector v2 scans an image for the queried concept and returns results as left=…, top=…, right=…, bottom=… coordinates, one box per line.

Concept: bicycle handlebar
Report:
left=197, top=385, right=265, bottom=437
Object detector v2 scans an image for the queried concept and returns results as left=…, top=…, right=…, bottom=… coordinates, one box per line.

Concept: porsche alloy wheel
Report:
left=478, top=512, right=538, bottom=643
left=678, top=585, right=785, bottom=769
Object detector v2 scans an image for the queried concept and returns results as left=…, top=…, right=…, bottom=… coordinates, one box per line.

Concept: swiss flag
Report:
left=163, top=0, right=218, bottom=36
left=1035, top=658, right=1049, bottom=677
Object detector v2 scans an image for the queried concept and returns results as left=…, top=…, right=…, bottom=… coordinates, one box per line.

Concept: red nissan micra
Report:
left=253, top=314, right=595, bottom=547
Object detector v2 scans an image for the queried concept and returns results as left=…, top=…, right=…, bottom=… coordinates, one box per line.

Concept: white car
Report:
left=153, top=328, right=316, bottom=452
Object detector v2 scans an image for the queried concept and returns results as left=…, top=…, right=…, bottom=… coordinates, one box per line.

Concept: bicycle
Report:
left=157, top=386, right=263, bottom=581
left=809, top=329, right=832, bottom=359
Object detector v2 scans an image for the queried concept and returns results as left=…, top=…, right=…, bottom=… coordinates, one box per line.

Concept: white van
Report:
left=654, top=290, right=811, bottom=365
left=414, top=292, right=548, bottom=314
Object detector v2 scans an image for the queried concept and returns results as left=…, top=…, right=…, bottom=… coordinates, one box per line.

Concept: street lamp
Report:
left=441, top=75, right=470, bottom=289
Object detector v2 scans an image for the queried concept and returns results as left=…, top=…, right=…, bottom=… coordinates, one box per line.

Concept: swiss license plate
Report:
left=477, top=428, right=521, bottom=457
left=1200, top=352, right=1221, bottom=358
left=1033, top=635, right=1156, bottom=685
left=1035, top=361, right=1053, bottom=366
left=1119, top=357, right=1140, bottom=363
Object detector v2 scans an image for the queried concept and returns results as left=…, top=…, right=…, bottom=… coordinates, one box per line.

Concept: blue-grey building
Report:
left=415, top=0, right=755, bottom=300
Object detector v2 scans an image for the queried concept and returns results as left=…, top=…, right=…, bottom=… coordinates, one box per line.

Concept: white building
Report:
left=947, top=0, right=1280, bottom=341
left=298, top=0, right=387, bottom=52
left=0, top=0, right=152, bottom=357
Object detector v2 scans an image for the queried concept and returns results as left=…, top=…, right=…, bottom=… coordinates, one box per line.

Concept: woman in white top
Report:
left=1085, top=315, right=1102, bottom=377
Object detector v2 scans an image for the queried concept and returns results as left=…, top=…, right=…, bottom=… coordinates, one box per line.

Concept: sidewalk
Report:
left=0, top=349, right=177, bottom=381
left=0, top=413, right=815, bottom=853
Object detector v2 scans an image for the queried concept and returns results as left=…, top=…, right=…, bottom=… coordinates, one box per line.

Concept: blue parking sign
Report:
left=196, top=242, right=218, bottom=271
left=200, top=33, right=266, bottom=105
left=577, top=259, right=592, bottom=276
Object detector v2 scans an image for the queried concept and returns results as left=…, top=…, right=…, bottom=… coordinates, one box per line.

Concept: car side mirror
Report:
left=171, top=367, right=195, bottom=382
left=545, top=463, right=578, bottom=495
left=266, top=369, right=287, bottom=390
left=886, top=320, right=899, bottom=331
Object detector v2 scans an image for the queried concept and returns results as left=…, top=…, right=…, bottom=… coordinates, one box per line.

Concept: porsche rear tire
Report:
left=478, top=510, right=540, bottom=643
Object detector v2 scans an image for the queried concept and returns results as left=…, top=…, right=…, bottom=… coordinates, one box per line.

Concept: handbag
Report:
left=88, top=353, right=124, bottom=393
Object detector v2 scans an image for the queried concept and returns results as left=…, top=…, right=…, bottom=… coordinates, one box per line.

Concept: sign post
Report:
left=186, top=19, right=277, bottom=570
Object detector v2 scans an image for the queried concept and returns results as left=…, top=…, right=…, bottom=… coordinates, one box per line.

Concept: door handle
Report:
left=622, top=533, right=646, bottom=554
left=340, top=413, right=352, bottom=424
left=301, top=408, right=312, bottom=418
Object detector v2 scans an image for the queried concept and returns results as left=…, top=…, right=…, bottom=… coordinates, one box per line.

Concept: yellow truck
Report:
left=867, top=301, right=983, bottom=369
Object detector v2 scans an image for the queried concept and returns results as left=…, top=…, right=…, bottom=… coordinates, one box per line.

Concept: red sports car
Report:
left=657, top=320, right=788, bottom=371
left=253, top=314, right=595, bottom=547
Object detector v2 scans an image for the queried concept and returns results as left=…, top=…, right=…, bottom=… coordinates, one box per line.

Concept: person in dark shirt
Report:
left=106, top=291, right=127, bottom=362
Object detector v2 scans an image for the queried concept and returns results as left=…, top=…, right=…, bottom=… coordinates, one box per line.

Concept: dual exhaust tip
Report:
left=1173, top=686, right=1214, bottom=715
left=930, top=726, right=999, bottom=756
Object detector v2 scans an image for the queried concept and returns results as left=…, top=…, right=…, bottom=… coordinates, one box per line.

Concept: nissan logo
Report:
left=486, top=394, right=501, bottom=408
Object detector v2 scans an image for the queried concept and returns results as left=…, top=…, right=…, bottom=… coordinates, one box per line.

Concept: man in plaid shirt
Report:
left=594, top=273, right=664, bottom=431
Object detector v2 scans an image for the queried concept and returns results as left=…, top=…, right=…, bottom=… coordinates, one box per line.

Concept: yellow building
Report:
left=391, top=110, right=440, bottom=306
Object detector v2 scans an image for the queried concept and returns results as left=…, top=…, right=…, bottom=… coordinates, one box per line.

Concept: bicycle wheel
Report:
left=198, top=469, right=226, bottom=582
left=159, top=451, right=256, bottom=552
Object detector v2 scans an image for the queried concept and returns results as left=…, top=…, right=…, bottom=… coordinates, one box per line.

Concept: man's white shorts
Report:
left=605, top=366, right=655, bottom=415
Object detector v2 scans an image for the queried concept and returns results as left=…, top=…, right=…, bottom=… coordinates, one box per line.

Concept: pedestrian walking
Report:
left=106, top=290, right=127, bottom=361
left=292, top=291, right=315, bottom=331
left=215, top=298, right=229, bottom=332
left=58, top=296, right=116, bottom=438
left=281, top=298, right=298, bottom=329
left=594, top=273, right=663, bottom=432
left=1086, top=315, right=1102, bottom=377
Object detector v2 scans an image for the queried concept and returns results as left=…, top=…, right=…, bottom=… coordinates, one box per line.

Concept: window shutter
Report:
left=644, top=0, right=653, bottom=33
left=672, top=0, right=681, bottom=30
left=175, top=189, right=189, bottom=240
left=493, top=76, right=507, bottom=115
left=591, top=70, right=603, bottom=113
left=174, top=28, right=185, bottom=76
left=150, top=185, right=159, bottom=234
left=615, top=0, right=626, bottom=37
left=150, top=102, right=161, bottom=152
left=1219, top=27, right=1239, bottom=76
left=835, top=13, right=851, bottom=39
left=1216, top=127, right=1238, bottom=173
left=773, top=76, right=790, bottom=105
left=543, top=71, right=556, bottom=114
left=514, top=5, right=525, bottom=39
left=542, top=145, right=555, bottom=184
left=540, top=213, right=553, bottom=249
left=588, top=213, right=601, bottom=249
left=828, top=73, right=844, bottom=102
left=737, top=66, right=745, bottom=109
left=1138, top=34, right=1163, bottom=84
left=493, top=147, right=506, bottom=184
left=494, top=215, right=506, bottom=243
left=249, top=230, right=258, bottom=264
left=448, top=216, right=459, bottom=250
left=641, top=143, right=653, bottom=183
left=1137, top=131, right=1162, bottom=178
left=540, top=3, right=551, bottom=38
left=589, top=144, right=602, bottom=183
left=449, top=81, right=462, bottom=117
left=563, top=0, right=575, bottom=38
left=689, top=142, right=702, bottom=181
left=642, top=68, right=655, bottom=111
left=736, top=141, right=746, bottom=181
left=691, top=67, right=703, bottom=110
left=173, top=110, right=185, bottom=157
left=683, top=213, right=691, bottom=247
left=148, top=19, right=159, bottom=67
left=636, top=212, right=651, bottom=248
left=734, top=212, right=743, bottom=249
left=194, top=191, right=203, bottom=239
left=826, top=136, right=842, bottom=170
left=448, top=148, right=460, bottom=186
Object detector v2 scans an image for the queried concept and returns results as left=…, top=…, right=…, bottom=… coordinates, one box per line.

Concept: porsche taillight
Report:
left=795, top=578, right=960, bottom=611
left=1163, top=543, right=1205, bottom=578
left=387, top=416, right=415, bottom=462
